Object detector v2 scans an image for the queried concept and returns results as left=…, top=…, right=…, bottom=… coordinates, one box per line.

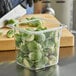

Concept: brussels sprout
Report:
left=49, top=55, right=57, bottom=60
left=50, top=31, right=55, bottom=38
left=35, top=26, right=47, bottom=31
left=29, top=51, right=42, bottom=62
left=25, top=28, right=34, bottom=31
left=28, top=20, right=42, bottom=27
left=17, top=51, right=25, bottom=58
left=49, top=55, right=57, bottom=65
left=44, top=31, right=55, bottom=39
left=43, top=48, right=55, bottom=57
left=54, top=41, right=59, bottom=56
left=55, top=30, right=61, bottom=37
left=30, top=17, right=36, bottom=20
left=51, top=30, right=60, bottom=43
left=43, top=39, right=55, bottom=49
left=19, top=19, right=28, bottom=25
left=43, top=57, right=49, bottom=65
left=17, top=56, right=23, bottom=64
left=26, top=18, right=31, bottom=20
left=6, top=29, right=14, bottom=38
left=27, top=17, right=42, bottom=27
left=53, top=36, right=58, bottom=43
left=4, top=19, right=15, bottom=25
left=23, top=58, right=31, bottom=68
left=55, top=40, right=59, bottom=48
left=35, top=59, right=45, bottom=69
left=20, top=43, right=29, bottom=55
left=27, top=41, right=42, bottom=52
left=35, top=56, right=49, bottom=68
left=22, top=32, right=34, bottom=42
left=15, top=33, right=22, bottom=47
left=4, top=19, right=19, bottom=27
left=44, top=32, right=51, bottom=38
left=34, top=33, right=46, bottom=43
left=20, top=17, right=43, bottom=27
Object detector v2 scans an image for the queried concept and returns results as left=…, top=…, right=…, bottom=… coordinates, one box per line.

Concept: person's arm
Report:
left=0, top=0, right=42, bottom=18
left=0, top=0, right=7, bottom=17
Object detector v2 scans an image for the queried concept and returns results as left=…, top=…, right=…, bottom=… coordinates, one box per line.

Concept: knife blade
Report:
left=0, top=5, right=26, bottom=28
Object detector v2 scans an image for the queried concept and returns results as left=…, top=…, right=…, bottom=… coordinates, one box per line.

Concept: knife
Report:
left=0, top=5, right=26, bottom=28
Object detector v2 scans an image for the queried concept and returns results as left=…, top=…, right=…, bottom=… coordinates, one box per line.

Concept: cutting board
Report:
left=0, top=14, right=74, bottom=51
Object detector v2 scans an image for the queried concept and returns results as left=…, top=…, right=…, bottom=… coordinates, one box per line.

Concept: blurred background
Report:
left=0, top=0, right=76, bottom=31
left=34, top=0, right=75, bottom=32
left=11, top=0, right=76, bottom=32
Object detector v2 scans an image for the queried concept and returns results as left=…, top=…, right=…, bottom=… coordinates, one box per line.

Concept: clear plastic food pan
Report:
left=11, top=17, right=66, bottom=70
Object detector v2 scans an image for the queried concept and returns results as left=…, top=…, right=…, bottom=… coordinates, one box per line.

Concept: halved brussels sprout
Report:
left=53, top=36, right=59, bottom=43
left=23, top=58, right=31, bottom=68
left=20, top=43, right=29, bottom=54
left=35, top=26, right=47, bottom=31
left=34, top=33, right=46, bottom=43
left=44, top=32, right=51, bottom=38
left=28, top=19, right=42, bottom=27
left=51, top=30, right=60, bottom=43
left=4, top=19, right=19, bottom=27
left=15, top=33, right=22, bottom=47
left=49, top=55, right=57, bottom=65
left=17, top=56, right=23, bottom=64
left=6, top=29, right=14, bottom=38
left=50, top=31, right=55, bottom=38
left=43, top=57, right=49, bottom=65
left=4, top=19, right=15, bottom=25
left=22, top=32, right=34, bottom=42
left=29, top=51, right=42, bottom=62
left=43, top=48, right=55, bottom=56
left=55, top=30, right=60, bottom=37
left=17, top=51, right=25, bottom=58
left=35, top=59, right=45, bottom=68
left=43, top=39, right=55, bottom=49
left=27, top=41, right=42, bottom=52
left=20, top=17, right=43, bottom=27
left=27, top=17, right=42, bottom=27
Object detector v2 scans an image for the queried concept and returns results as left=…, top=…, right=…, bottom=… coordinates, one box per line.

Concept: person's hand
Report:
left=26, top=0, right=33, bottom=7
left=26, top=0, right=42, bottom=7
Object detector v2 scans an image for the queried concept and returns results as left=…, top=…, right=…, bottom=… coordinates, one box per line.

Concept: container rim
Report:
left=11, top=24, right=67, bottom=34
left=10, top=18, right=67, bottom=34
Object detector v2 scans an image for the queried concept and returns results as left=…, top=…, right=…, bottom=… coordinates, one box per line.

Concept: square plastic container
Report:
left=12, top=17, right=66, bottom=70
